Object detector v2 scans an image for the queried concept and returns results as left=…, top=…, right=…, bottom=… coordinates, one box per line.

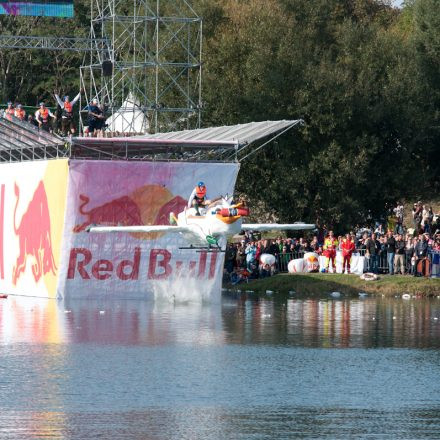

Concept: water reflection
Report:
left=1, top=295, right=440, bottom=348
left=0, top=296, right=226, bottom=346
left=222, top=296, right=440, bottom=348
left=0, top=295, right=440, bottom=439
left=0, top=297, right=68, bottom=344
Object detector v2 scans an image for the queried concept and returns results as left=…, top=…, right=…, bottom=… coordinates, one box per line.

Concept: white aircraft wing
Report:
left=88, top=224, right=210, bottom=246
left=241, top=223, right=316, bottom=231
left=88, top=225, right=191, bottom=234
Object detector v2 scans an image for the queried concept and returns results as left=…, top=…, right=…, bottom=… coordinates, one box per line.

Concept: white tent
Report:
left=105, top=93, right=149, bottom=134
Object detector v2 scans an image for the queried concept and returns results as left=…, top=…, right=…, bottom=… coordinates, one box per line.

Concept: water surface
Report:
left=0, top=294, right=439, bottom=439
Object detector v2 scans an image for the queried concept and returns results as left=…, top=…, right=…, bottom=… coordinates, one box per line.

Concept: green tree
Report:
left=198, top=0, right=438, bottom=231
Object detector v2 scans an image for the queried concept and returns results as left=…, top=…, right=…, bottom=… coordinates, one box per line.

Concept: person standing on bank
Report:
left=365, top=233, right=380, bottom=274
left=385, top=230, right=396, bottom=275
left=341, top=233, right=355, bottom=274
left=414, top=234, right=429, bottom=277
left=323, top=230, right=338, bottom=273
left=394, top=234, right=406, bottom=275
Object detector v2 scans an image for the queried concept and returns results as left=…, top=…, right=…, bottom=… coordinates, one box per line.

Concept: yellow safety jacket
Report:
left=324, top=237, right=338, bottom=251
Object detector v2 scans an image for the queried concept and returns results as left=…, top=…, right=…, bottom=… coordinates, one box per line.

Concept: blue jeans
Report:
left=369, top=254, right=379, bottom=274
left=387, top=252, right=395, bottom=275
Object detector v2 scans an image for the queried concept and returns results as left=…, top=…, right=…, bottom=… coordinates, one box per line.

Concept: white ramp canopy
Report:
left=71, top=119, right=302, bottom=162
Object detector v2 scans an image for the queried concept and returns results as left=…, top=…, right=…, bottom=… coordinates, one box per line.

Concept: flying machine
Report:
left=88, top=196, right=315, bottom=251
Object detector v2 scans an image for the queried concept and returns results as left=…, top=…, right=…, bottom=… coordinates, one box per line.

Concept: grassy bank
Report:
left=224, top=273, right=440, bottom=297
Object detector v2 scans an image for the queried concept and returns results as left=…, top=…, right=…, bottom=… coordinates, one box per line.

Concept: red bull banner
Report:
left=58, top=160, right=239, bottom=301
left=0, top=160, right=69, bottom=298
left=0, top=183, right=5, bottom=280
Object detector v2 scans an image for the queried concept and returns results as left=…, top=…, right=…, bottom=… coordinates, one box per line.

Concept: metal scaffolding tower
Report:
left=80, top=0, right=202, bottom=134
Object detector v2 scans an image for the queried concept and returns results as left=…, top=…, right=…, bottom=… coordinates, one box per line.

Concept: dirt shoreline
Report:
left=223, top=273, right=440, bottom=297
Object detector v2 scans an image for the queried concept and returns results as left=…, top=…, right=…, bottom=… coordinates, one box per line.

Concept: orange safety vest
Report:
left=5, top=107, right=14, bottom=120
left=195, top=185, right=206, bottom=199
left=15, top=109, right=25, bottom=120
left=64, top=101, right=73, bottom=116
left=39, top=108, right=49, bottom=122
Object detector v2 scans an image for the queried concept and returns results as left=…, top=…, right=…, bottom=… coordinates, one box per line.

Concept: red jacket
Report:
left=341, top=239, right=355, bottom=257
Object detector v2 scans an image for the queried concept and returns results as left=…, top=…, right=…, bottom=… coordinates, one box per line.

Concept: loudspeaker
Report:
left=102, top=60, right=113, bottom=77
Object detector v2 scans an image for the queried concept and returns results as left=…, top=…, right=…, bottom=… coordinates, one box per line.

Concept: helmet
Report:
left=39, top=102, right=45, bottom=107
left=7, top=101, right=12, bottom=106
left=17, top=104, right=22, bottom=108
left=197, top=181, right=205, bottom=188
left=64, top=95, right=69, bottom=101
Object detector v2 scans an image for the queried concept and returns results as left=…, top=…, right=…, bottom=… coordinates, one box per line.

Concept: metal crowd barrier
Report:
left=277, top=251, right=304, bottom=272
left=226, top=247, right=439, bottom=277
left=364, top=251, right=435, bottom=275
left=273, top=248, right=439, bottom=276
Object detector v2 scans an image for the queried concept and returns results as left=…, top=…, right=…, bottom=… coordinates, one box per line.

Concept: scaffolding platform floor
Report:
left=0, top=117, right=301, bottom=163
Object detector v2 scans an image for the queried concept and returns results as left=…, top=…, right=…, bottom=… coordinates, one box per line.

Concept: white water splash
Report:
left=152, top=272, right=221, bottom=304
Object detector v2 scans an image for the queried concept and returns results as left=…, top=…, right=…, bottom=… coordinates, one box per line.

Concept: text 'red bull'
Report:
left=67, top=248, right=218, bottom=281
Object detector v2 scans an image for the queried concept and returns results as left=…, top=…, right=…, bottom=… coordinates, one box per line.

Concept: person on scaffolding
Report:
left=188, top=181, right=211, bottom=216
left=87, top=99, right=105, bottom=137
left=14, top=104, right=26, bottom=121
left=35, top=102, right=56, bottom=132
left=54, top=90, right=81, bottom=136
left=5, top=101, right=15, bottom=120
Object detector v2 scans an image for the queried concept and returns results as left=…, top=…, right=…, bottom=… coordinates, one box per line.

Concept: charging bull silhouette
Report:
left=73, top=194, right=143, bottom=233
left=73, top=191, right=188, bottom=237
left=13, top=181, right=57, bottom=285
left=154, top=196, right=187, bottom=224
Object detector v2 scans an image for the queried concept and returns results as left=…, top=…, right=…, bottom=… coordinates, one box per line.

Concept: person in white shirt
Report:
left=35, top=102, right=56, bottom=132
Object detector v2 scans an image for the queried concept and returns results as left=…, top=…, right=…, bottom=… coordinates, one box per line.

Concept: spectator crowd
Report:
left=224, top=202, right=440, bottom=284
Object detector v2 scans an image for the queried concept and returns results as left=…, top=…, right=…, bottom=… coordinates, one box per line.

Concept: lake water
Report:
left=1, top=293, right=440, bottom=439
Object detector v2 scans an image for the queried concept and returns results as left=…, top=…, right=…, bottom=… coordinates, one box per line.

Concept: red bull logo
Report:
left=73, top=194, right=143, bottom=232
left=0, top=184, right=4, bottom=280
left=68, top=184, right=215, bottom=284
left=13, top=181, right=57, bottom=285
left=304, top=252, right=319, bottom=273
left=73, top=185, right=187, bottom=239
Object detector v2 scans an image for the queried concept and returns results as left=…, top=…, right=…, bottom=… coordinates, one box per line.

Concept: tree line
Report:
left=198, top=0, right=439, bottom=231
left=0, top=0, right=439, bottom=231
